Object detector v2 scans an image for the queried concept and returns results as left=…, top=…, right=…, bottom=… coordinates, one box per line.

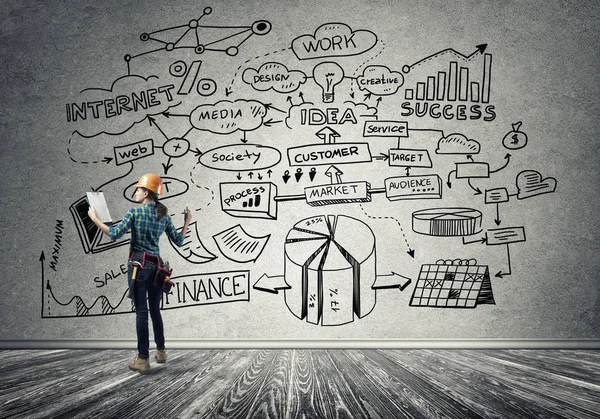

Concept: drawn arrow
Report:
left=263, top=118, right=282, bottom=127
left=359, top=204, right=415, bottom=259
left=316, top=127, right=340, bottom=144
left=495, top=243, right=513, bottom=278
left=253, top=273, right=291, bottom=294
left=267, top=169, right=272, bottom=178
left=102, top=157, right=113, bottom=164
left=162, top=157, right=173, bottom=175
left=264, top=103, right=287, bottom=114
left=241, top=132, right=248, bottom=143
left=299, top=92, right=305, bottom=103
left=364, top=92, right=372, bottom=101
left=236, top=172, right=242, bottom=180
left=468, top=179, right=482, bottom=195
left=161, top=111, right=189, bottom=118
left=490, top=153, right=512, bottom=174
left=405, top=167, right=411, bottom=176
left=148, top=116, right=169, bottom=141
left=467, top=155, right=475, bottom=162
left=447, top=170, right=456, bottom=188
left=374, top=152, right=389, bottom=161
left=376, top=97, right=382, bottom=107
left=286, top=96, right=293, bottom=106
left=495, top=203, right=502, bottom=225
left=225, top=87, right=233, bottom=96
left=192, top=147, right=203, bottom=157
left=40, top=251, right=46, bottom=317
left=462, top=235, right=487, bottom=245
left=372, top=272, right=412, bottom=291
left=406, top=44, right=488, bottom=73
left=325, top=165, right=343, bottom=184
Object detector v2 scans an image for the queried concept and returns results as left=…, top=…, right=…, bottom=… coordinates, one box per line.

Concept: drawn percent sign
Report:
left=169, top=60, right=217, bottom=96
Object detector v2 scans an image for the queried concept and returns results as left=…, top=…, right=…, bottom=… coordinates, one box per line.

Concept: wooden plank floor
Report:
left=0, top=349, right=599, bottom=418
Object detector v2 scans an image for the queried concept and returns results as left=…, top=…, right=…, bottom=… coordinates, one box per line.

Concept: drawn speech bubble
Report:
left=199, top=144, right=282, bottom=172
left=292, top=23, right=377, bottom=60
left=68, top=75, right=180, bottom=137
left=190, top=99, right=267, bottom=135
left=357, top=65, right=404, bottom=96
left=285, top=101, right=377, bottom=131
left=242, top=62, right=307, bottom=93
left=436, top=133, right=481, bottom=155
left=123, top=177, right=189, bottom=202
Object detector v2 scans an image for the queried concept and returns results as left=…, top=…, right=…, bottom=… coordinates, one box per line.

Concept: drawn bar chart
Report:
left=405, top=53, right=492, bottom=103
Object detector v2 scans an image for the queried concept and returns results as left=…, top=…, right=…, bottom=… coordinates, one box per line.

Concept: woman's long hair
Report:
left=146, top=189, right=168, bottom=220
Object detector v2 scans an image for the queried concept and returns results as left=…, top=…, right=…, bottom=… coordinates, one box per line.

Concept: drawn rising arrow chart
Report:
left=402, top=44, right=488, bottom=74
left=40, top=252, right=131, bottom=318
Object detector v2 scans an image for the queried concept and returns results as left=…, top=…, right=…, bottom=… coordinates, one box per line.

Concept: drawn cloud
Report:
left=436, top=134, right=481, bottom=155
left=516, top=170, right=557, bottom=199
left=190, top=99, right=267, bottom=135
left=285, top=101, right=377, bottom=131
left=242, top=62, right=307, bottom=93
left=356, top=65, right=404, bottom=96
left=68, top=75, right=180, bottom=138
left=292, top=23, right=377, bottom=60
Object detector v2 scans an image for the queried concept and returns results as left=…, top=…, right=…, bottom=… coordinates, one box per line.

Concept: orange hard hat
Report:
left=135, top=173, right=163, bottom=196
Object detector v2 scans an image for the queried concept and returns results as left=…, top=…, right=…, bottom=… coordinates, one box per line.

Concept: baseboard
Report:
left=1, top=339, right=599, bottom=349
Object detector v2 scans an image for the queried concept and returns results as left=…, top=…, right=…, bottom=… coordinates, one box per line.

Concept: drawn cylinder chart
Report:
left=284, top=215, right=376, bottom=326
left=412, top=207, right=482, bottom=236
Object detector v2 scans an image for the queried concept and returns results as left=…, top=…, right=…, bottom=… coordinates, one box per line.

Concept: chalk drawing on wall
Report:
left=409, top=259, right=495, bottom=309
left=255, top=215, right=411, bottom=326
left=46, top=7, right=563, bottom=324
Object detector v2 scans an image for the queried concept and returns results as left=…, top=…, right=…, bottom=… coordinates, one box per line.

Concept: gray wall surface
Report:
left=1, top=0, right=598, bottom=343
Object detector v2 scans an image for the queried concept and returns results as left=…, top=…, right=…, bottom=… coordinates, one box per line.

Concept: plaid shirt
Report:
left=108, top=203, right=184, bottom=256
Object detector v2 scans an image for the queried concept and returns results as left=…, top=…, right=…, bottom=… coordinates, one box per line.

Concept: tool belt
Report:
left=128, top=251, right=174, bottom=295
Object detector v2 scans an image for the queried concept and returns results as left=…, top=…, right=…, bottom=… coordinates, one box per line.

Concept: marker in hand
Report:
left=183, top=207, right=190, bottom=223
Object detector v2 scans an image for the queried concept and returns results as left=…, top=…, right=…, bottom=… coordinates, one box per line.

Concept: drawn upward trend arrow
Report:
left=40, top=252, right=46, bottom=317
left=406, top=44, right=488, bottom=73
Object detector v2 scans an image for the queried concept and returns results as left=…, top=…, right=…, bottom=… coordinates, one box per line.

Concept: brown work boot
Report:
left=155, top=349, right=167, bottom=364
left=128, top=356, right=150, bottom=374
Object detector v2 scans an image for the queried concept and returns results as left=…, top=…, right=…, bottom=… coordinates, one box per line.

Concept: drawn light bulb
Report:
left=312, top=62, right=344, bottom=103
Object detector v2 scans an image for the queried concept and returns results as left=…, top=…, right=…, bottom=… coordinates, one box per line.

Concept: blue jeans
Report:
left=128, top=262, right=165, bottom=358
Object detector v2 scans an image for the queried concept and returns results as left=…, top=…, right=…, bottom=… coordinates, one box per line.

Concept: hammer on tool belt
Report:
left=128, top=261, right=143, bottom=299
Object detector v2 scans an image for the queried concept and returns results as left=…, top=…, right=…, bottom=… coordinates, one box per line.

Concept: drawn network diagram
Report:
left=42, top=8, right=558, bottom=326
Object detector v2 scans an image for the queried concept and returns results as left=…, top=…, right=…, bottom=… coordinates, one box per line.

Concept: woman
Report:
left=88, top=173, right=191, bottom=374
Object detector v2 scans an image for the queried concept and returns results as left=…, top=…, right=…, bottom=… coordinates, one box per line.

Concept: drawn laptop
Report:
left=70, top=193, right=129, bottom=254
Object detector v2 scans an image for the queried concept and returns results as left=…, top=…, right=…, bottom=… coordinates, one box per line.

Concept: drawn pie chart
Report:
left=284, top=215, right=376, bottom=326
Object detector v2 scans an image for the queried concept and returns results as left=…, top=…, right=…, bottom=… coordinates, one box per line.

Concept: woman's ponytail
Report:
left=147, top=190, right=168, bottom=219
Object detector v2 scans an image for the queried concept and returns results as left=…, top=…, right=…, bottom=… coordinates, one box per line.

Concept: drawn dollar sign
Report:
left=502, top=121, right=528, bottom=150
